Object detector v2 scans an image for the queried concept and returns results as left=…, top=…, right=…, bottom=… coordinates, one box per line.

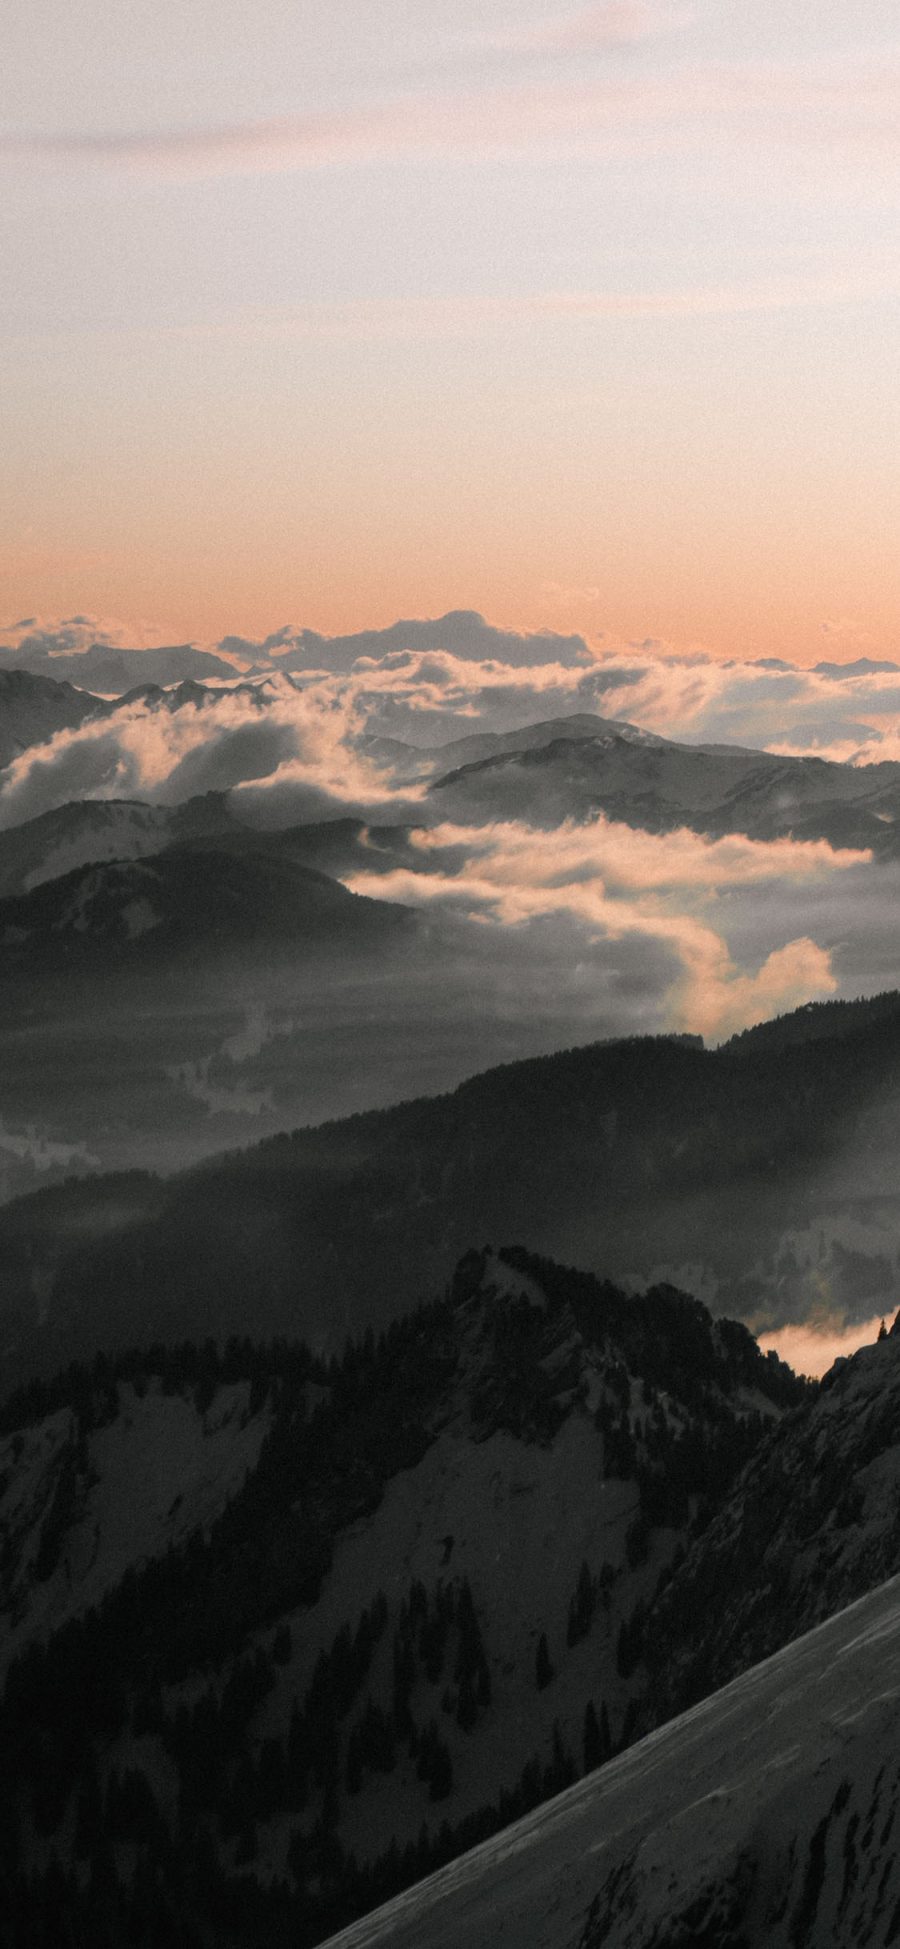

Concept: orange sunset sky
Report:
left=2, top=0, right=899, bottom=662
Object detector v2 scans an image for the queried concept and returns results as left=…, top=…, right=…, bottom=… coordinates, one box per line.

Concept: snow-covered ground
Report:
left=0, top=1381, right=267, bottom=1673
left=321, top=1569, right=900, bottom=1948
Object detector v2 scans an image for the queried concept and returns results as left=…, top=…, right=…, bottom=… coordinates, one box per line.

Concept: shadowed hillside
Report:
left=0, top=1248, right=804, bottom=1947
left=2, top=992, right=900, bottom=1387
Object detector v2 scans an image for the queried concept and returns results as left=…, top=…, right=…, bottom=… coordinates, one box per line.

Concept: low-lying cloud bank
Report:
left=3, top=609, right=900, bottom=761
left=3, top=609, right=900, bottom=1045
left=343, top=818, right=862, bottom=1041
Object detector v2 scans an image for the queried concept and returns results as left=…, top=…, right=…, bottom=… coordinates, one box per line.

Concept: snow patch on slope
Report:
left=320, top=1571, right=900, bottom=1949
left=0, top=1382, right=268, bottom=1674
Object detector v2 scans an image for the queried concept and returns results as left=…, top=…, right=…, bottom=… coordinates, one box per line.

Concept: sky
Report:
left=758, top=1315, right=888, bottom=1380
left=2, top=1, right=899, bottom=660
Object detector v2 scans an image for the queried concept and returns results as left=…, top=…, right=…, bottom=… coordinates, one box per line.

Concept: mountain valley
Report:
left=3, top=658, right=900, bottom=1944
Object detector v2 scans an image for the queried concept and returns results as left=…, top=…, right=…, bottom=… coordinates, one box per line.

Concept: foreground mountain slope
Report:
left=0, top=1249, right=802, bottom=1946
left=320, top=1568, right=900, bottom=1949
left=12, top=1254, right=900, bottom=1947
left=3, top=991, right=900, bottom=1385
left=0, top=1377, right=269, bottom=1672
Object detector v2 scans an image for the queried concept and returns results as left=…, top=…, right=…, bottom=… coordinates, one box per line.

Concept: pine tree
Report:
left=456, top=1672, right=477, bottom=1731
left=599, top=1700, right=612, bottom=1761
left=74, top=1756, right=103, bottom=1860
left=567, top=1560, right=595, bottom=1646
left=429, top=1738, right=453, bottom=1801
left=583, top=1699, right=602, bottom=1773
left=535, top=1632, right=554, bottom=1691
left=272, top=1621, right=292, bottom=1665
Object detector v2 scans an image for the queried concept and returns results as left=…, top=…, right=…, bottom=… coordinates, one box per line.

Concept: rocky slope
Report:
left=637, top=1317, right=900, bottom=1725
left=320, top=1321, right=900, bottom=1948
left=8, top=1249, right=900, bottom=1947
left=320, top=1568, right=900, bottom=1949
left=0, top=1248, right=802, bottom=1946
left=0, top=669, right=105, bottom=771
left=0, top=794, right=242, bottom=897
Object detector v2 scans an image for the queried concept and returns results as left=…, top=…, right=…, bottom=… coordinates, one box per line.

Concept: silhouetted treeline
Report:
left=4, top=989, right=900, bottom=1383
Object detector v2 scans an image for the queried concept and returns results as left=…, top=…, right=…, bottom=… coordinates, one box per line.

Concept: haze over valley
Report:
left=2, top=627, right=900, bottom=1377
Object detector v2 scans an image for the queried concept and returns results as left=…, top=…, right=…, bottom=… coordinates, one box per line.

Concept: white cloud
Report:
left=166, top=1002, right=294, bottom=1118
left=6, top=618, right=900, bottom=831
left=0, top=1117, right=99, bottom=1173
left=341, top=815, right=855, bottom=1039
left=0, top=672, right=412, bottom=829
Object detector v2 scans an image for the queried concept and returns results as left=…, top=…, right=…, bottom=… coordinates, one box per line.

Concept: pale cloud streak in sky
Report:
left=4, top=51, right=899, bottom=181
left=469, top=0, right=693, bottom=56
left=100, top=259, right=896, bottom=346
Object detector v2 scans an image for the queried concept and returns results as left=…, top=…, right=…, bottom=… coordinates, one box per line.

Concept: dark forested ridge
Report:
left=9, top=1247, right=900, bottom=1949
left=635, top=1308, right=900, bottom=1729
left=0, top=846, right=417, bottom=979
left=0, top=1249, right=807, bottom=1948
left=3, top=991, right=900, bottom=1388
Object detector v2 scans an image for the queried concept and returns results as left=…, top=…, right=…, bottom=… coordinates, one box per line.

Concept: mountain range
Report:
left=0, top=669, right=105, bottom=771
left=321, top=1315, right=900, bottom=1949
left=0, top=1246, right=805, bottom=1945
left=1, top=987, right=899, bottom=1393
left=5, top=666, right=900, bottom=857
left=0, top=641, right=242, bottom=690
left=426, top=724, right=900, bottom=855
left=5, top=658, right=900, bottom=1943
left=3, top=668, right=900, bottom=1214
left=7, top=668, right=900, bottom=859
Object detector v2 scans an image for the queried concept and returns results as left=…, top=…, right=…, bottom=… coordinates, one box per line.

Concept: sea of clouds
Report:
left=2, top=608, right=900, bottom=1048
left=5, top=610, right=900, bottom=1357
left=4, top=607, right=900, bottom=761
